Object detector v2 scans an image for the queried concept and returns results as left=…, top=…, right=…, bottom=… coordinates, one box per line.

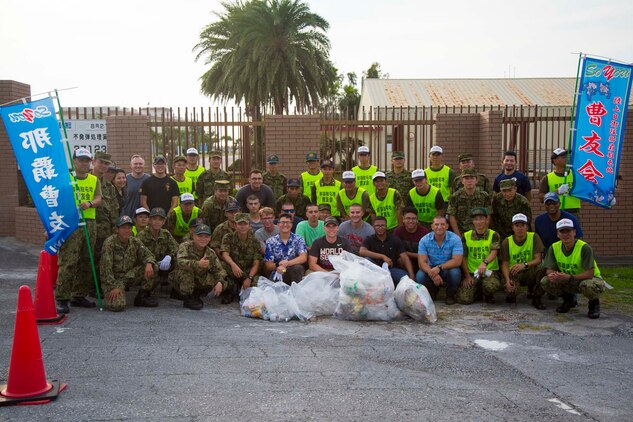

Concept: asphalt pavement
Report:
left=1, top=237, right=632, bottom=421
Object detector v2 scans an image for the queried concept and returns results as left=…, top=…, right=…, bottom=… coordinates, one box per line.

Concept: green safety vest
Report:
left=338, top=187, right=367, bottom=217
left=301, top=171, right=323, bottom=196
left=552, top=239, right=601, bottom=277
left=132, top=226, right=139, bottom=236
left=172, top=176, right=193, bottom=197
left=75, top=174, right=97, bottom=220
left=408, top=185, right=440, bottom=223
left=315, top=179, right=341, bottom=217
left=352, top=165, right=377, bottom=196
left=184, top=166, right=205, bottom=198
left=424, top=165, right=451, bottom=201
left=370, top=188, right=398, bottom=230
left=173, top=206, right=200, bottom=238
left=547, top=172, right=581, bottom=209
left=507, top=232, right=535, bottom=266
left=464, top=229, right=499, bottom=273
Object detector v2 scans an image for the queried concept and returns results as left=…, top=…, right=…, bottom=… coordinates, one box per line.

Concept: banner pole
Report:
left=54, top=90, right=104, bottom=311
left=562, top=52, right=584, bottom=210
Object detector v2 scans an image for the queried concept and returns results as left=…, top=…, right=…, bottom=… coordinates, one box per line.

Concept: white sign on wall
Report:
left=59, top=119, right=108, bottom=154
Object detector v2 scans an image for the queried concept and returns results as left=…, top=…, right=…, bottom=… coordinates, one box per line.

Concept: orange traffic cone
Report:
left=0, top=285, right=66, bottom=406
left=34, top=251, right=67, bottom=325
left=48, top=252, right=59, bottom=288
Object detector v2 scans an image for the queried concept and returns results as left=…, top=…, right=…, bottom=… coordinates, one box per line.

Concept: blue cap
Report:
left=544, top=192, right=560, bottom=204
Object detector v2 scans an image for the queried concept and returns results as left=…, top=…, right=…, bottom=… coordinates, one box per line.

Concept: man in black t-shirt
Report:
left=308, top=217, right=351, bottom=272
left=140, top=156, right=179, bottom=214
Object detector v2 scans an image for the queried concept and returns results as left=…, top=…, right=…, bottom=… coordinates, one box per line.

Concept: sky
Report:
left=2, top=0, right=632, bottom=108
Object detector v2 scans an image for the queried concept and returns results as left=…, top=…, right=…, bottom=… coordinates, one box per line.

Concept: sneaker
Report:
left=183, top=296, right=203, bottom=310
left=56, top=299, right=70, bottom=314
left=70, top=296, right=96, bottom=308
left=133, top=290, right=158, bottom=307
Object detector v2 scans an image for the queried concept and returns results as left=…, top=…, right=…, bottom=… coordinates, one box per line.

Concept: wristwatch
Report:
left=523, top=262, right=529, bottom=268
left=483, top=260, right=489, bottom=265
left=437, top=265, right=443, bottom=271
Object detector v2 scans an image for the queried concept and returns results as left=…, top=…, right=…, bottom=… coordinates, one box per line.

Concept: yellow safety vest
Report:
left=75, top=174, right=98, bottom=220
left=424, top=165, right=451, bottom=201
left=352, top=165, right=377, bottom=195
left=173, top=206, right=200, bottom=238
left=315, top=179, right=341, bottom=217
left=464, top=229, right=499, bottom=273
left=507, top=232, right=535, bottom=266
left=370, top=188, right=398, bottom=230
left=547, top=172, right=581, bottom=209
left=185, top=166, right=205, bottom=198
left=408, top=185, right=440, bottom=224
left=301, top=171, right=323, bottom=196
left=338, top=187, right=366, bottom=217
left=172, top=176, right=193, bottom=197
left=552, top=239, right=600, bottom=277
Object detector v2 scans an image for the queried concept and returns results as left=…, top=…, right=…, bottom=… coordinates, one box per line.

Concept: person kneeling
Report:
left=100, top=216, right=158, bottom=312
left=169, top=224, right=231, bottom=310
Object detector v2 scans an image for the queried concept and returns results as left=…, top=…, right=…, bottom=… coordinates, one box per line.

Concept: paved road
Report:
left=1, top=238, right=632, bottom=421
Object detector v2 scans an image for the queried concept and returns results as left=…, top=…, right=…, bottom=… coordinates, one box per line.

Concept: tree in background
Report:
left=363, top=62, right=389, bottom=80
left=338, top=72, right=360, bottom=120
left=193, top=0, right=337, bottom=118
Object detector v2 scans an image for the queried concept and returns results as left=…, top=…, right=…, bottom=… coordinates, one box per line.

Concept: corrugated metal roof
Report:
left=359, top=78, right=580, bottom=108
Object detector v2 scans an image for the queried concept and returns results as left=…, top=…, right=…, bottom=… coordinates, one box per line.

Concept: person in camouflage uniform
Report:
left=180, top=217, right=207, bottom=243
left=451, top=153, right=492, bottom=194
left=385, top=151, right=413, bottom=199
left=100, top=215, right=158, bottom=312
left=447, top=169, right=493, bottom=237
left=210, top=199, right=240, bottom=255
left=262, top=154, right=287, bottom=200
left=492, top=178, right=532, bottom=239
left=220, top=213, right=262, bottom=302
left=195, top=150, right=233, bottom=205
left=201, top=180, right=235, bottom=232
left=276, top=178, right=311, bottom=219
left=56, top=148, right=102, bottom=314
left=93, top=152, right=119, bottom=262
left=137, top=207, right=179, bottom=287
left=169, top=224, right=230, bottom=310
left=456, top=208, right=501, bottom=305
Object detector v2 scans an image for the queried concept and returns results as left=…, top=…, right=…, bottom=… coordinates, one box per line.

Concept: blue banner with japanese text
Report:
left=0, top=97, right=80, bottom=254
left=570, top=57, right=633, bottom=208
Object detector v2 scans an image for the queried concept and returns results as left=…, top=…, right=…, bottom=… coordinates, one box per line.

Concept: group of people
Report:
left=54, top=144, right=605, bottom=319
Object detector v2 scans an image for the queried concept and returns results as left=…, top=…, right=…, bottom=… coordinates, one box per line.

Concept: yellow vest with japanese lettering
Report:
left=464, top=229, right=499, bottom=273
left=75, top=174, right=97, bottom=220
left=173, top=206, right=200, bottom=238
left=508, top=232, right=535, bottom=266
left=338, top=187, right=366, bottom=217
left=172, top=176, right=193, bottom=196
left=408, top=186, right=440, bottom=224
left=424, top=165, right=451, bottom=201
left=547, top=172, right=581, bottom=209
left=370, top=188, right=398, bottom=230
left=552, top=239, right=600, bottom=277
left=315, top=179, right=341, bottom=217
left=184, top=166, right=205, bottom=198
left=301, top=171, right=323, bottom=196
left=352, top=165, right=377, bottom=196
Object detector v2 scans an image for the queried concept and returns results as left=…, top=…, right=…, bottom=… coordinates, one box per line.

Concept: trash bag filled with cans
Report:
left=394, top=276, right=437, bottom=323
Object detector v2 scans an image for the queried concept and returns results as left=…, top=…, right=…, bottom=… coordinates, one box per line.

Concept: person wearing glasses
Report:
left=274, top=201, right=304, bottom=233
left=263, top=214, right=308, bottom=285
left=254, top=207, right=279, bottom=254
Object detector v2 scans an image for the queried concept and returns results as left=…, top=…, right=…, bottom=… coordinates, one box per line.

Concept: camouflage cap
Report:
left=458, top=153, right=473, bottom=162
left=318, top=203, right=331, bottom=212
left=116, top=215, right=134, bottom=227
left=150, top=207, right=167, bottom=218
left=153, top=155, right=167, bottom=164
left=173, top=155, right=186, bottom=164
left=460, top=168, right=478, bottom=178
left=214, top=180, right=230, bottom=190
left=267, top=154, right=280, bottom=164
left=499, top=179, right=516, bottom=190
left=209, top=150, right=222, bottom=158
left=194, top=224, right=212, bottom=235
left=189, top=217, right=206, bottom=228
left=287, top=178, right=301, bottom=187
left=320, top=159, right=334, bottom=168
left=94, top=151, right=112, bottom=164
left=392, top=151, right=405, bottom=159
left=235, top=213, right=250, bottom=223
left=224, top=200, right=241, bottom=212
left=470, top=207, right=489, bottom=217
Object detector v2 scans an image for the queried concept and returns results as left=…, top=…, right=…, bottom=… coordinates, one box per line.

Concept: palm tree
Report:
left=193, top=0, right=337, bottom=117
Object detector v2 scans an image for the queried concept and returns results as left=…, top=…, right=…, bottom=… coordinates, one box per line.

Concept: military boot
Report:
left=70, top=296, right=96, bottom=308
left=56, top=299, right=70, bottom=314
left=220, top=289, right=234, bottom=304
left=532, top=295, right=546, bottom=310
left=183, top=295, right=203, bottom=310
left=133, top=289, right=158, bottom=307
left=556, top=293, right=574, bottom=313
left=588, top=299, right=600, bottom=319
left=484, top=294, right=496, bottom=304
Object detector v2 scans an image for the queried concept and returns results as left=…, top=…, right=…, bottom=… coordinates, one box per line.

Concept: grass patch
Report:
left=600, top=267, right=633, bottom=316
left=517, top=323, right=552, bottom=331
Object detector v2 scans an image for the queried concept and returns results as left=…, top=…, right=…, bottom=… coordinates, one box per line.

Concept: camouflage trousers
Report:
left=104, top=264, right=159, bottom=312
left=169, top=269, right=231, bottom=297
left=540, top=276, right=605, bottom=300
left=456, top=277, right=483, bottom=305
left=500, top=266, right=547, bottom=298
left=55, top=220, right=97, bottom=301
left=221, top=263, right=259, bottom=291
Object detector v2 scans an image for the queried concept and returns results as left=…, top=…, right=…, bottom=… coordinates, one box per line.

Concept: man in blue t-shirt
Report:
left=493, top=151, right=532, bottom=201
left=535, top=192, right=583, bottom=250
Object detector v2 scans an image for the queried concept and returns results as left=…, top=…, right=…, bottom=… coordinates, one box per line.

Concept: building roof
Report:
left=359, top=78, right=580, bottom=108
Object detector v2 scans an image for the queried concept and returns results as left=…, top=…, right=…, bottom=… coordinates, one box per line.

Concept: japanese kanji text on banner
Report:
left=0, top=97, right=80, bottom=254
left=570, top=57, right=633, bottom=209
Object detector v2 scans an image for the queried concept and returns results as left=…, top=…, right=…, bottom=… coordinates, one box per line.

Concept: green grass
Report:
left=601, top=267, right=633, bottom=316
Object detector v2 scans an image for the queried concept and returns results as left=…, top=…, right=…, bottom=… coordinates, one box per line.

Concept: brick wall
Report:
left=265, top=115, right=320, bottom=179
left=0, top=80, right=30, bottom=236
left=105, top=115, right=152, bottom=172
left=434, top=113, right=480, bottom=168
left=15, top=206, right=45, bottom=247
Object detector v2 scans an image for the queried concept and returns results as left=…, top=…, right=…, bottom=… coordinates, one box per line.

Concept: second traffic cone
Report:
left=34, top=251, right=67, bottom=325
left=0, top=285, right=65, bottom=406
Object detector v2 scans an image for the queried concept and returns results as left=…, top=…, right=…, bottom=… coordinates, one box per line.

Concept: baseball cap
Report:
left=180, top=193, right=195, bottom=203
left=461, top=168, right=478, bottom=177
left=411, top=169, right=426, bottom=180
left=358, top=146, right=370, bottom=154
left=235, top=213, right=250, bottom=224
left=320, top=159, right=334, bottom=168
left=470, top=207, right=489, bottom=217
left=551, top=148, right=567, bottom=159
left=94, top=151, right=112, bottom=164
left=318, top=203, right=331, bottom=211
left=543, top=192, right=560, bottom=204
left=556, top=218, right=574, bottom=230
left=372, top=171, right=386, bottom=181
left=194, top=224, right=212, bottom=235
left=512, top=213, right=528, bottom=224
left=224, top=200, right=241, bottom=212
left=135, top=207, right=150, bottom=216
left=305, top=152, right=318, bottom=162
left=342, top=171, right=356, bottom=181
left=116, top=215, right=134, bottom=227
left=186, top=147, right=199, bottom=156
left=73, top=147, right=92, bottom=159
left=458, top=153, right=473, bottom=162
left=324, top=216, right=339, bottom=226
left=392, top=151, right=405, bottom=159
left=287, top=178, right=301, bottom=187
left=173, top=155, right=186, bottom=164
left=267, top=154, right=279, bottom=164
left=153, top=155, right=166, bottom=164
left=429, top=146, right=443, bottom=154
left=189, top=217, right=206, bottom=228
left=499, top=179, right=516, bottom=190
left=150, top=207, right=167, bottom=218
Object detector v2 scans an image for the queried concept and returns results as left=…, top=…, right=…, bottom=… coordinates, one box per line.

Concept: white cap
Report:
left=556, top=218, right=574, bottom=230
left=372, top=171, right=386, bottom=181
left=180, top=193, right=195, bottom=203
left=358, top=146, right=370, bottom=154
left=186, top=147, right=199, bottom=155
left=135, top=207, right=150, bottom=216
left=552, top=148, right=566, bottom=156
left=342, top=171, right=356, bottom=181
left=74, top=147, right=92, bottom=159
left=429, top=146, right=443, bottom=154
left=512, top=213, right=528, bottom=224
left=411, top=169, right=426, bottom=179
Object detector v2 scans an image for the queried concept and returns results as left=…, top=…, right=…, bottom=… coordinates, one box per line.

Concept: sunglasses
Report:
left=281, top=209, right=295, bottom=213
